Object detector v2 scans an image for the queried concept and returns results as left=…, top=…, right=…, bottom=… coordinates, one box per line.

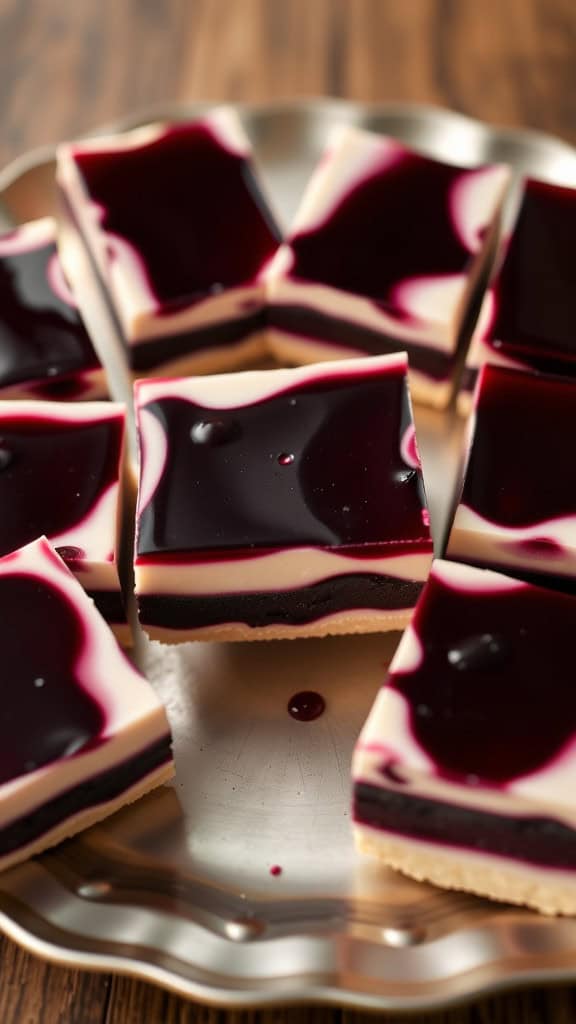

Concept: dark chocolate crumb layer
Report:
left=354, top=781, right=576, bottom=871
left=0, top=735, right=172, bottom=858
left=138, top=572, right=424, bottom=630
left=87, top=589, right=127, bottom=625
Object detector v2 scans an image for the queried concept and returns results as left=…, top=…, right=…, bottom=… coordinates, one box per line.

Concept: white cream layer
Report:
left=447, top=505, right=576, bottom=579
left=135, top=350, right=408, bottom=411
left=135, top=547, right=432, bottom=596
left=0, top=537, right=171, bottom=830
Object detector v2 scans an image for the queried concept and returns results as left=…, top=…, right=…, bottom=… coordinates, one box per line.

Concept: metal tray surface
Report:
left=1, top=100, right=576, bottom=1012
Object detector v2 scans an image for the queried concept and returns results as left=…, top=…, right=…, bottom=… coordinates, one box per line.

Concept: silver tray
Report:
left=1, top=100, right=576, bottom=1013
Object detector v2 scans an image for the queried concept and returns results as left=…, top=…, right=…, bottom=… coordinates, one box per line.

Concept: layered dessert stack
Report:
left=0, top=208, right=175, bottom=865
left=351, top=182, right=576, bottom=912
left=460, top=178, right=576, bottom=411
left=2, top=105, right=576, bottom=917
left=265, top=125, right=510, bottom=408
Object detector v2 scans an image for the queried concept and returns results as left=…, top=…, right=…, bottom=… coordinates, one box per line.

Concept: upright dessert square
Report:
left=265, top=126, right=510, bottom=408
left=57, top=109, right=281, bottom=377
left=0, top=536, right=172, bottom=874
left=134, top=353, right=433, bottom=642
left=447, top=363, right=576, bottom=586
left=0, top=218, right=106, bottom=400
left=461, top=178, right=576, bottom=412
left=0, top=401, right=128, bottom=641
left=353, top=559, right=576, bottom=915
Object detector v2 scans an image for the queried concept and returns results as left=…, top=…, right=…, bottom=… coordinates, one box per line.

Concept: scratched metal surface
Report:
left=0, top=101, right=576, bottom=1011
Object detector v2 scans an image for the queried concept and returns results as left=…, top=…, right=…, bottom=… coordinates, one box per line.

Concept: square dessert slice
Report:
left=134, top=353, right=433, bottom=642
left=447, top=363, right=576, bottom=587
left=265, top=126, right=510, bottom=409
left=57, top=109, right=281, bottom=378
left=0, top=218, right=106, bottom=400
left=461, top=178, right=576, bottom=413
left=0, top=400, right=128, bottom=642
left=353, top=559, right=576, bottom=915
left=0, top=536, right=172, bottom=873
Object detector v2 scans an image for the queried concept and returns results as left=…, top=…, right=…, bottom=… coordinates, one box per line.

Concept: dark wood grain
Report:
left=1, top=0, right=576, bottom=1020
left=0, top=933, right=110, bottom=1023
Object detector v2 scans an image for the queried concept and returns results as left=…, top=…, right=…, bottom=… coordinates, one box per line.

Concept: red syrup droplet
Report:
left=277, top=452, right=295, bottom=466
left=270, top=864, right=283, bottom=877
left=287, top=691, right=326, bottom=722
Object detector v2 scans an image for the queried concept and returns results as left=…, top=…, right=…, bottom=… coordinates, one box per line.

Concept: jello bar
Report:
left=57, top=109, right=280, bottom=377
left=0, top=218, right=106, bottom=400
left=461, top=178, right=576, bottom=413
left=353, top=559, right=576, bottom=915
left=134, top=353, right=433, bottom=642
left=448, top=363, right=576, bottom=587
left=0, top=400, right=129, bottom=642
left=266, top=126, right=510, bottom=408
left=0, top=536, right=172, bottom=874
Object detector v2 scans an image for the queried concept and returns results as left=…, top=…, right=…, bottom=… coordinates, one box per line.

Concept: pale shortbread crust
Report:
left=143, top=607, right=414, bottom=644
left=355, top=824, right=576, bottom=917
left=0, top=760, right=174, bottom=875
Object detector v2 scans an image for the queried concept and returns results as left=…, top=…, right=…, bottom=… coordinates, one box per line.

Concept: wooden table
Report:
left=1, top=0, right=576, bottom=1019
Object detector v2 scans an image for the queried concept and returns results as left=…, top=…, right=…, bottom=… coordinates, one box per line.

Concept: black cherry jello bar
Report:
left=448, top=363, right=576, bottom=587
left=57, top=109, right=280, bottom=377
left=266, top=126, right=510, bottom=409
left=0, top=536, right=172, bottom=873
left=461, top=178, right=576, bottom=412
left=0, top=400, right=128, bottom=642
left=353, top=559, right=576, bottom=915
left=134, top=353, right=432, bottom=642
left=0, top=218, right=106, bottom=400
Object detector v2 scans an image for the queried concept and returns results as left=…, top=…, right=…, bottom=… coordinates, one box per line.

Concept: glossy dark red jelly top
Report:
left=0, top=238, right=99, bottom=386
left=390, top=567, right=576, bottom=785
left=137, top=365, right=431, bottom=557
left=288, top=149, right=474, bottom=308
left=74, top=122, right=280, bottom=310
left=0, top=572, right=104, bottom=785
left=489, top=179, right=576, bottom=367
left=461, top=363, right=576, bottom=528
left=0, top=413, right=122, bottom=557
